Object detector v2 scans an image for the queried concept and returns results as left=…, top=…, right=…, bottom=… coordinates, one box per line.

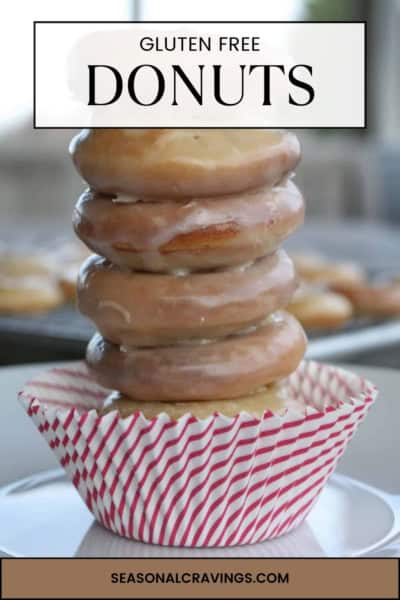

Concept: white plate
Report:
left=0, top=469, right=399, bottom=558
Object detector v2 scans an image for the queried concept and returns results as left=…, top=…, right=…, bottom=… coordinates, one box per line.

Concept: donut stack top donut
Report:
left=70, top=129, right=301, bottom=198
left=70, top=128, right=306, bottom=403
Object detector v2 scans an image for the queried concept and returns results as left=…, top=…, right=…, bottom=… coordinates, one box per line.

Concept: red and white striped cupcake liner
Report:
left=18, top=360, right=376, bottom=547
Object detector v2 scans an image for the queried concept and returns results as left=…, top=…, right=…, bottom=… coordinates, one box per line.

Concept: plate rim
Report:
left=0, top=468, right=399, bottom=558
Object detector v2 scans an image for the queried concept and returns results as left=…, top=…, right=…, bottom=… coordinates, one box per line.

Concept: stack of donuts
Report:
left=70, top=129, right=307, bottom=418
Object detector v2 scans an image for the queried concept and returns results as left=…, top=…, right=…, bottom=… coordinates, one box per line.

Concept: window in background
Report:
left=0, top=0, right=135, bottom=132
left=138, top=0, right=303, bottom=20
left=0, top=0, right=135, bottom=227
left=1, top=0, right=398, bottom=223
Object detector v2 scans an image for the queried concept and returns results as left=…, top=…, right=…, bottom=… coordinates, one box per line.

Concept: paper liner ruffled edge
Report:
left=18, top=360, right=376, bottom=547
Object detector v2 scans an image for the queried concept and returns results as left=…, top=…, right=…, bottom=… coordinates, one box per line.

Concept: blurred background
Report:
left=1, top=0, right=400, bottom=367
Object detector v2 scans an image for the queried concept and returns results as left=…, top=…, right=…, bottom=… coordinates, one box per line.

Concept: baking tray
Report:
left=0, top=306, right=92, bottom=357
left=2, top=219, right=400, bottom=363
left=0, top=304, right=400, bottom=363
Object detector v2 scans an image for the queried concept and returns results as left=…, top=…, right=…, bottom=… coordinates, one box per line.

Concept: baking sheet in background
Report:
left=1, top=304, right=400, bottom=366
left=1, top=219, right=400, bottom=366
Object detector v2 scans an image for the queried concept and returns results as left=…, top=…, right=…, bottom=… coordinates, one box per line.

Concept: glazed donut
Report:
left=70, top=129, right=300, bottom=198
left=74, top=180, right=304, bottom=272
left=78, top=250, right=298, bottom=346
left=0, top=252, right=55, bottom=277
left=288, top=288, right=353, bottom=330
left=333, top=281, right=400, bottom=317
left=292, top=253, right=365, bottom=287
left=0, top=274, right=63, bottom=314
left=86, top=311, right=307, bottom=402
left=99, top=384, right=290, bottom=420
left=0, top=251, right=63, bottom=314
left=58, top=264, right=79, bottom=302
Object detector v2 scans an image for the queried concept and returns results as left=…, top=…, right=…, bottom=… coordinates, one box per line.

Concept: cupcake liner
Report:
left=18, top=360, right=376, bottom=547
